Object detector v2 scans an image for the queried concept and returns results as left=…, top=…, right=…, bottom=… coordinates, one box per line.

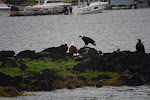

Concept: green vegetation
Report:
left=0, top=67, right=21, bottom=77
left=0, top=56, right=119, bottom=78
left=0, top=56, right=120, bottom=79
left=39, top=52, right=50, bottom=55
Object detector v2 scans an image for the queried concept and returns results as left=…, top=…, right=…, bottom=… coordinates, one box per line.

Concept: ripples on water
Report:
left=1, top=86, right=150, bottom=100
left=0, top=8, right=150, bottom=54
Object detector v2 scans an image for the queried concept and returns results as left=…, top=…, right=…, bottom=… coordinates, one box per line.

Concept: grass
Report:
left=0, top=67, right=21, bottom=77
left=0, top=56, right=119, bottom=78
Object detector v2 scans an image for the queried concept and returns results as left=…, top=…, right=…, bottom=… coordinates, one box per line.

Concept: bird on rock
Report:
left=136, top=38, right=145, bottom=53
left=59, top=40, right=68, bottom=53
left=79, top=35, right=96, bottom=46
left=69, top=42, right=78, bottom=56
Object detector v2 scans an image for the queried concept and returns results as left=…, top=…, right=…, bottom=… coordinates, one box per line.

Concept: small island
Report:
left=0, top=43, right=150, bottom=97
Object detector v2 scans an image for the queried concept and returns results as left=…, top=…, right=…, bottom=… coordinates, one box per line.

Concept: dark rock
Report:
left=78, top=47, right=99, bottom=58
left=0, top=58, right=18, bottom=68
left=91, top=75, right=111, bottom=81
left=16, top=50, right=36, bottom=58
left=143, top=74, right=150, bottom=84
left=0, top=51, right=15, bottom=62
left=123, top=74, right=145, bottom=86
left=76, top=75, right=87, bottom=81
left=73, top=61, right=90, bottom=72
left=0, top=72, right=22, bottom=88
left=19, top=63, right=27, bottom=70
left=41, top=46, right=68, bottom=61
left=73, top=51, right=150, bottom=77
left=96, top=83, right=103, bottom=87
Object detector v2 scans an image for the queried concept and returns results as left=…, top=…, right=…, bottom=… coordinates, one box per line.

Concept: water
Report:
left=1, top=86, right=150, bottom=100
left=0, top=8, right=150, bottom=54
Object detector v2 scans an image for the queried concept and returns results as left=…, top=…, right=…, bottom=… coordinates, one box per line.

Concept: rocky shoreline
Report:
left=0, top=46, right=150, bottom=97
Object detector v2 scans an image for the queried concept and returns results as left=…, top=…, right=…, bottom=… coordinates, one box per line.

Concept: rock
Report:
left=0, top=86, right=22, bottom=97
left=123, top=74, right=145, bottom=86
left=23, top=69, right=60, bottom=91
left=0, top=72, right=22, bottom=88
left=16, top=50, right=36, bottom=58
left=41, top=47, right=68, bottom=61
left=0, top=51, right=15, bottom=62
left=78, top=47, right=99, bottom=58
left=91, top=75, right=111, bottom=81
left=0, top=58, right=18, bottom=68
left=73, top=61, right=90, bottom=72
left=73, top=51, right=150, bottom=76
left=19, top=63, right=28, bottom=70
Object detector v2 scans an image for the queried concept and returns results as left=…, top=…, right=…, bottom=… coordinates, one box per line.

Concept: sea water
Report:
left=1, top=86, right=150, bottom=100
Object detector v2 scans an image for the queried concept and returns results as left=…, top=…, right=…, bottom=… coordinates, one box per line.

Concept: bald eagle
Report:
left=79, top=35, right=96, bottom=46
left=69, top=42, right=78, bottom=56
left=136, top=38, right=145, bottom=53
left=59, top=40, right=68, bottom=53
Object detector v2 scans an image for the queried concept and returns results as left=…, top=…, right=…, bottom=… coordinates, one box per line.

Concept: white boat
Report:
left=72, top=0, right=108, bottom=14
left=25, top=0, right=72, bottom=10
left=0, top=0, right=11, bottom=15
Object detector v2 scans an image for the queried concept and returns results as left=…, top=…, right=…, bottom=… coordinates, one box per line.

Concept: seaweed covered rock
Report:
left=0, top=86, right=22, bottom=97
left=22, top=69, right=59, bottom=91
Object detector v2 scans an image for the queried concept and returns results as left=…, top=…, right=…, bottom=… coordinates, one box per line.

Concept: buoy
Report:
left=132, top=5, right=134, bottom=9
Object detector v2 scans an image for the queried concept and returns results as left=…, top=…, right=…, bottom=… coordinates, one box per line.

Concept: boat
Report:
left=72, top=0, right=108, bottom=14
left=0, top=0, right=11, bottom=15
left=25, top=0, right=72, bottom=11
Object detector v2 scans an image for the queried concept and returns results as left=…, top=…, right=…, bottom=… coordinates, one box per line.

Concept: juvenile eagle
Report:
left=79, top=35, right=96, bottom=46
left=136, top=38, right=145, bottom=53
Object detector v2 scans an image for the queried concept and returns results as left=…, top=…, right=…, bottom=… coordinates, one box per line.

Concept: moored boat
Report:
left=0, top=0, right=11, bottom=15
left=24, top=0, right=72, bottom=14
left=72, top=0, right=108, bottom=14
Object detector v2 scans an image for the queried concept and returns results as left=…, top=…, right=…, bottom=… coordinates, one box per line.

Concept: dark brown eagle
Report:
left=136, top=38, right=145, bottom=53
left=79, top=35, right=96, bottom=46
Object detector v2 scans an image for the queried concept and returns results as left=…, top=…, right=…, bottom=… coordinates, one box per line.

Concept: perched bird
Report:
left=79, top=35, right=96, bottom=46
left=69, top=42, right=78, bottom=56
left=117, top=48, right=120, bottom=53
left=59, top=40, right=68, bottom=53
left=136, top=38, right=145, bottom=53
